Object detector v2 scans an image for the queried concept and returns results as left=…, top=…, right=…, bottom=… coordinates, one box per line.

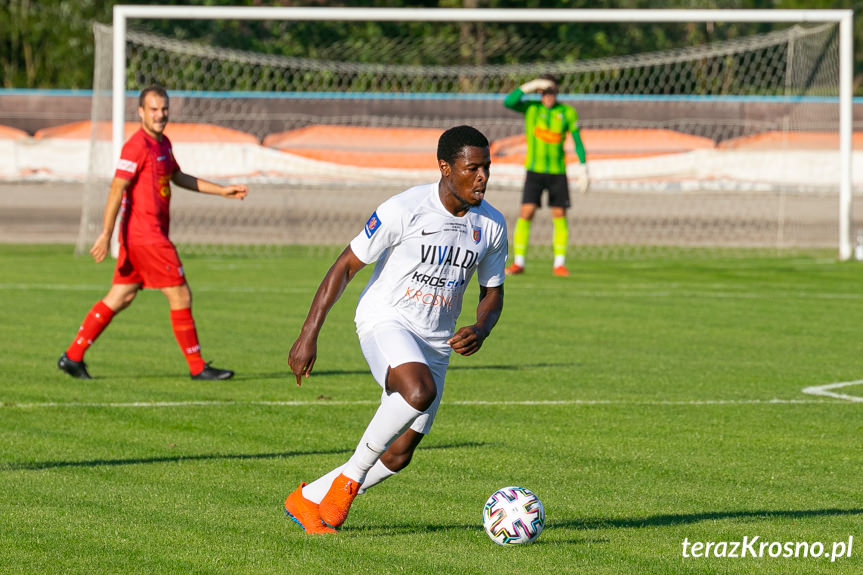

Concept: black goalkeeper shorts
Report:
left=521, top=170, right=571, bottom=208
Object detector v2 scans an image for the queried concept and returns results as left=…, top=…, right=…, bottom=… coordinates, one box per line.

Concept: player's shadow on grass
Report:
left=299, top=361, right=581, bottom=378
left=342, top=523, right=609, bottom=545
left=191, top=362, right=582, bottom=381
left=0, top=441, right=489, bottom=472
left=558, top=508, right=863, bottom=530
left=452, top=361, right=582, bottom=371
left=347, top=508, right=863, bottom=541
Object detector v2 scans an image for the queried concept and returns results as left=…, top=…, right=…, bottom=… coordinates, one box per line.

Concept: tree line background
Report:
left=2, top=0, right=862, bottom=93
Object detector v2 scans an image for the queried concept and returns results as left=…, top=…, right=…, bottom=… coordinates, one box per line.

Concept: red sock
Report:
left=66, top=301, right=115, bottom=362
left=170, top=307, right=205, bottom=374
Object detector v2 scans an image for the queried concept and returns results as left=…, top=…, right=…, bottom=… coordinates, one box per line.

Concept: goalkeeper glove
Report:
left=573, top=163, right=590, bottom=195
left=519, top=78, right=556, bottom=93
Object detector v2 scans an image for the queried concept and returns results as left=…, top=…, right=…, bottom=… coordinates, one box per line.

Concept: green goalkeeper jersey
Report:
left=504, top=88, right=586, bottom=175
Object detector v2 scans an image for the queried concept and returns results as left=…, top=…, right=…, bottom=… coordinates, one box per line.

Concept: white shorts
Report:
left=357, top=322, right=450, bottom=435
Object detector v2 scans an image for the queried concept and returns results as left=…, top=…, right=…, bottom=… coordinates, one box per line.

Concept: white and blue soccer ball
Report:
left=482, top=486, right=545, bottom=546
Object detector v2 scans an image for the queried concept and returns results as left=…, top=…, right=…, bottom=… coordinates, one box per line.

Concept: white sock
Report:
left=358, top=460, right=399, bottom=495
left=301, top=420, right=380, bottom=503
left=514, top=254, right=526, bottom=267
left=304, top=458, right=401, bottom=502
left=553, top=254, right=566, bottom=268
left=341, top=391, right=421, bottom=483
left=301, top=414, right=379, bottom=503
left=302, top=392, right=420, bottom=499
left=302, top=465, right=345, bottom=504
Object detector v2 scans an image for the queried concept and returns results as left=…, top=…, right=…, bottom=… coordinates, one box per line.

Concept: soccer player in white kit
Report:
left=285, top=125, right=507, bottom=534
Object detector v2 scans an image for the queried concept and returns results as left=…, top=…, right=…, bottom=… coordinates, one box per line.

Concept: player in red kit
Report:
left=58, top=85, right=248, bottom=380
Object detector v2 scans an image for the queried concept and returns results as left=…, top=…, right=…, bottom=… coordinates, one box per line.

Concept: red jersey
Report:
left=114, top=129, right=180, bottom=246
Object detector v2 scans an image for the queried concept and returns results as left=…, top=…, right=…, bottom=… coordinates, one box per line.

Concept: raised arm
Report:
left=505, top=78, right=556, bottom=112
left=288, top=246, right=367, bottom=385
left=171, top=170, right=248, bottom=199
left=447, top=284, right=504, bottom=357
left=504, top=86, right=528, bottom=111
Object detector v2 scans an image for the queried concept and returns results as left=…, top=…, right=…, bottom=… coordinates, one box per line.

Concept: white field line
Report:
left=801, top=380, right=863, bottom=402
left=5, top=282, right=863, bottom=301
left=0, top=397, right=848, bottom=409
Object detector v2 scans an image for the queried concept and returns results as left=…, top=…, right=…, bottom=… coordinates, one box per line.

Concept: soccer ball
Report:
left=482, top=486, right=545, bottom=546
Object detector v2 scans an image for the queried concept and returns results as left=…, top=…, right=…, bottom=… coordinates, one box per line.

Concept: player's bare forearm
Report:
left=289, top=246, right=366, bottom=384
left=448, top=284, right=504, bottom=356
left=90, top=178, right=127, bottom=262
left=100, top=178, right=126, bottom=235
left=474, top=284, right=504, bottom=340
left=298, top=246, right=365, bottom=338
left=172, top=171, right=248, bottom=199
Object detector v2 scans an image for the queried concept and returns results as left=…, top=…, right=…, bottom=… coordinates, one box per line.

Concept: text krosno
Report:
left=682, top=536, right=853, bottom=561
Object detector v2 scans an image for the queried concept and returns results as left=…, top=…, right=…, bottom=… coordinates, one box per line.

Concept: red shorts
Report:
left=113, top=241, right=186, bottom=289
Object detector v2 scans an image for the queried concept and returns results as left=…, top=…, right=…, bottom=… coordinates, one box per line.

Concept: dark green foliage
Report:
left=2, top=0, right=861, bottom=92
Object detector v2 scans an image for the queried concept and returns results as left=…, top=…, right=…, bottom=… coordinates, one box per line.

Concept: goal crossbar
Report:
left=111, top=5, right=854, bottom=258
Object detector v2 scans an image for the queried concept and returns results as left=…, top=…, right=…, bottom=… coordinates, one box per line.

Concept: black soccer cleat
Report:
left=57, top=353, right=92, bottom=380
left=191, top=363, right=234, bottom=381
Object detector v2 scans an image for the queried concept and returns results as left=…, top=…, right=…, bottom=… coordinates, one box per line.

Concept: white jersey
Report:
left=350, top=183, right=507, bottom=350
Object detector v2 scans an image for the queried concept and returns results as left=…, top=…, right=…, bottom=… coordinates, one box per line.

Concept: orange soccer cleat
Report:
left=318, top=473, right=360, bottom=528
left=505, top=263, right=525, bottom=276
left=284, top=483, right=337, bottom=534
left=552, top=265, right=570, bottom=277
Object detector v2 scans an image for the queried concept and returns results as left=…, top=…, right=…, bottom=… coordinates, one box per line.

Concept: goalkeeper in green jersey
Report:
left=503, top=74, right=588, bottom=277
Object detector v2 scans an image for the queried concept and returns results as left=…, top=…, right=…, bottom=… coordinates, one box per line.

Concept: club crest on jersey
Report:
left=364, top=211, right=382, bottom=238
left=471, top=225, right=482, bottom=244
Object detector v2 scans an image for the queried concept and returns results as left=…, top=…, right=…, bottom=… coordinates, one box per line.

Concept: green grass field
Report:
left=1, top=244, right=862, bottom=574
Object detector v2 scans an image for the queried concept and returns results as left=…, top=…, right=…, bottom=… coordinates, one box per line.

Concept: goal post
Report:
left=90, top=6, right=853, bottom=258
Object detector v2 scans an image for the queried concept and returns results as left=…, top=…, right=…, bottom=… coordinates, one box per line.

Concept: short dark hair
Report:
left=539, top=74, right=559, bottom=93
left=437, top=125, right=489, bottom=165
left=139, top=85, right=168, bottom=107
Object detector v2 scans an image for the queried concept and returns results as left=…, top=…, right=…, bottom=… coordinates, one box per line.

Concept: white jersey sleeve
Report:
left=476, top=216, right=507, bottom=288
left=350, top=199, right=404, bottom=265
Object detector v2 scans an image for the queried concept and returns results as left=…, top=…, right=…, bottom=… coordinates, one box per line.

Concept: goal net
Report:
left=81, top=10, right=849, bottom=258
